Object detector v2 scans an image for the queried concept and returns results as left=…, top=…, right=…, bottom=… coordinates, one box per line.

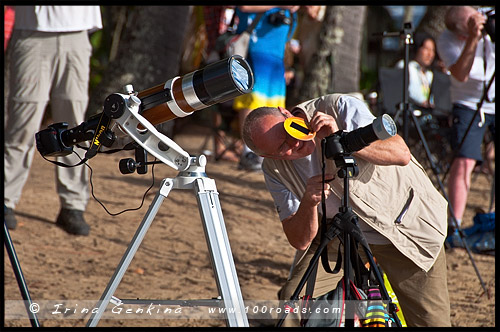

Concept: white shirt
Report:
left=395, top=59, right=434, bottom=107
left=263, top=96, right=391, bottom=245
left=14, top=6, right=102, bottom=33
left=436, top=29, right=495, bottom=114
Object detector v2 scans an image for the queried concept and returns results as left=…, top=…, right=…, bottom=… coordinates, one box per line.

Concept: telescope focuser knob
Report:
left=119, top=158, right=137, bottom=174
left=123, top=84, right=134, bottom=94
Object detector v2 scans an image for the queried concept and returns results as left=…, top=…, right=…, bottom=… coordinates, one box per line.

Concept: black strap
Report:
left=483, top=39, right=495, bottom=103
left=246, top=13, right=264, bottom=33
left=229, top=11, right=264, bottom=34
left=286, top=11, right=295, bottom=41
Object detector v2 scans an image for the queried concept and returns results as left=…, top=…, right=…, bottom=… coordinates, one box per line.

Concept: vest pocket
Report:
left=394, top=189, right=446, bottom=258
left=395, top=188, right=414, bottom=224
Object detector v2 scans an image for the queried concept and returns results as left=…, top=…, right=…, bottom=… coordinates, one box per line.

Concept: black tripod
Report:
left=382, top=23, right=490, bottom=297
left=276, top=141, right=402, bottom=327
left=4, top=221, right=40, bottom=327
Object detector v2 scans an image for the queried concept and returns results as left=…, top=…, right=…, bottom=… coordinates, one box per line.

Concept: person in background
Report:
left=202, top=6, right=243, bottom=163
left=4, top=6, right=15, bottom=51
left=232, top=6, right=299, bottom=171
left=436, top=6, right=495, bottom=244
left=395, top=32, right=437, bottom=110
left=4, top=6, right=102, bottom=235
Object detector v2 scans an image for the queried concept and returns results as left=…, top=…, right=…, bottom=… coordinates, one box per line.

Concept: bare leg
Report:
left=447, top=157, right=477, bottom=225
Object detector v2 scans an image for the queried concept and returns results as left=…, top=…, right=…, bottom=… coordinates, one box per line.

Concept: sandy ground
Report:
left=4, top=123, right=495, bottom=328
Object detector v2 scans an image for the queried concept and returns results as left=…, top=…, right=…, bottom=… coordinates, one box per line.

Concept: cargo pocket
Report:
left=394, top=189, right=446, bottom=258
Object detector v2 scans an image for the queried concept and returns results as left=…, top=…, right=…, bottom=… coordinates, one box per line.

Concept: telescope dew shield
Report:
left=138, top=55, right=254, bottom=126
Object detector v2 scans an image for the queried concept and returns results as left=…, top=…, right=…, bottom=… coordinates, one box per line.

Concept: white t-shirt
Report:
left=14, top=6, right=102, bottom=33
left=436, top=29, right=495, bottom=114
left=263, top=96, right=391, bottom=245
left=395, top=59, right=434, bottom=107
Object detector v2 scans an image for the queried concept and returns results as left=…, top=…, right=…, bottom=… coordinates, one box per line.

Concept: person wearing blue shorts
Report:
left=436, top=6, right=495, bottom=242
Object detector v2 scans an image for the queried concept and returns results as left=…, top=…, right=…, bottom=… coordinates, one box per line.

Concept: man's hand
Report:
left=280, top=5, right=300, bottom=13
left=308, top=113, right=339, bottom=140
left=448, top=10, right=487, bottom=82
left=302, top=174, right=335, bottom=207
left=467, top=12, right=486, bottom=39
left=282, top=173, right=335, bottom=250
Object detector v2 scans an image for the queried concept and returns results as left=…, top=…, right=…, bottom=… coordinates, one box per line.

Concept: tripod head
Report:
left=35, top=55, right=254, bottom=171
left=373, top=23, right=414, bottom=142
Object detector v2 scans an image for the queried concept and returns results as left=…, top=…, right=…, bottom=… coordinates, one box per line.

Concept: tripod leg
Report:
left=408, top=111, right=489, bottom=297
left=489, top=173, right=495, bottom=213
left=4, top=222, right=40, bottom=327
left=194, top=178, right=249, bottom=327
left=86, top=178, right=173, bottom=327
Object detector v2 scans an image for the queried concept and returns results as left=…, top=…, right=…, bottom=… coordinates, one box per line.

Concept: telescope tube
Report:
left=138, top=55, right=254, bottom=126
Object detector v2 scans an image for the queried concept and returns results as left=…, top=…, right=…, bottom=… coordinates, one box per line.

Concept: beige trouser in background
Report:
left=278, top=236, right=451, bottom=327
left=4, top=30, right=91, bottom=211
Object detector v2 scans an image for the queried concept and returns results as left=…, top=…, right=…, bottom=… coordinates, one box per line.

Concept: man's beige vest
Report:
left=262, top=94, right=448, bottom=272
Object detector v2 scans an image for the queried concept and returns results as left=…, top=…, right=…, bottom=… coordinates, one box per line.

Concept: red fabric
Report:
left=203, top=6, right=228, bottom=53
left=4, top=6, right=15, bottom=51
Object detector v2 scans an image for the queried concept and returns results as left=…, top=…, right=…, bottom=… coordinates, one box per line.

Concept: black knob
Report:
left=119, top=158, right=137, bottom=174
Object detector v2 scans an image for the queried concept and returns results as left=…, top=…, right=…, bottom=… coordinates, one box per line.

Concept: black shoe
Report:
left=4, top=207, right=17, bottom=230
left=56, top=208, right=90, bottom=236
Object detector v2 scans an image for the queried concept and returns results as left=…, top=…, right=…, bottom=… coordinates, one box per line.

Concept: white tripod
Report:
left=86, top=88, right=248, bottom=327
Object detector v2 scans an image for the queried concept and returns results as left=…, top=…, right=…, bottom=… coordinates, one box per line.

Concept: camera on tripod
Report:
left=479, top=7, right=495, bottom=42
left=324, top=114, right=397, bottom=158
left=323, top=114, right=397, bottom=176
left=268, top=10, right=291, bottom=25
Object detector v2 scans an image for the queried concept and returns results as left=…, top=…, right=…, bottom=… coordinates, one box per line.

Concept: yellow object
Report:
left=284, top=117, right=316, bottom=141
left=383, top=271, right=407, bottom=327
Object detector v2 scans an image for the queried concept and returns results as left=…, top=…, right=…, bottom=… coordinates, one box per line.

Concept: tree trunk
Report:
left=88, top=6, right=192, bottom=119
left=403, top=6, right=414, bottom=26
left=415, top=6, right=451, bottom=41
left=298, top=6, right=366, bottom=101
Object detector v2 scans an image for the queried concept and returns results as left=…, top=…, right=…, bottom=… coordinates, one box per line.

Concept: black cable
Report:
left=64, top=150, right=157, bottom=216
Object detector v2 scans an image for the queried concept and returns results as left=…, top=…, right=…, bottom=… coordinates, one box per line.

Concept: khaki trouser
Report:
left=278, top=237, right=451, bottom=327
left=5, top=30, right=91, bottom=211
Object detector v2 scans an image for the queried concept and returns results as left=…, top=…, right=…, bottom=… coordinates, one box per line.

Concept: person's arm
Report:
left=307, top=97, right=411, bottom=166
left=238, top=6, right=299, bottom=13
left=354, top=134, right=411, bottom=166
left=448, top=12, right=486, bottom=82
left=281, top=174, right=334, bottom=250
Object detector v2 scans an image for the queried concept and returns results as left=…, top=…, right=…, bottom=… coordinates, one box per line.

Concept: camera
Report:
left=268, top=10, right=291, bottom=26
left=479, top=7, right=495, bottom=42
left=324, top=115, right=397, bottom=160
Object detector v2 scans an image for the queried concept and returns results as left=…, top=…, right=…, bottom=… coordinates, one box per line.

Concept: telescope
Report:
left=35, top=55, right=254, bottom=170
left=35, top=56, right=255, bottom=326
